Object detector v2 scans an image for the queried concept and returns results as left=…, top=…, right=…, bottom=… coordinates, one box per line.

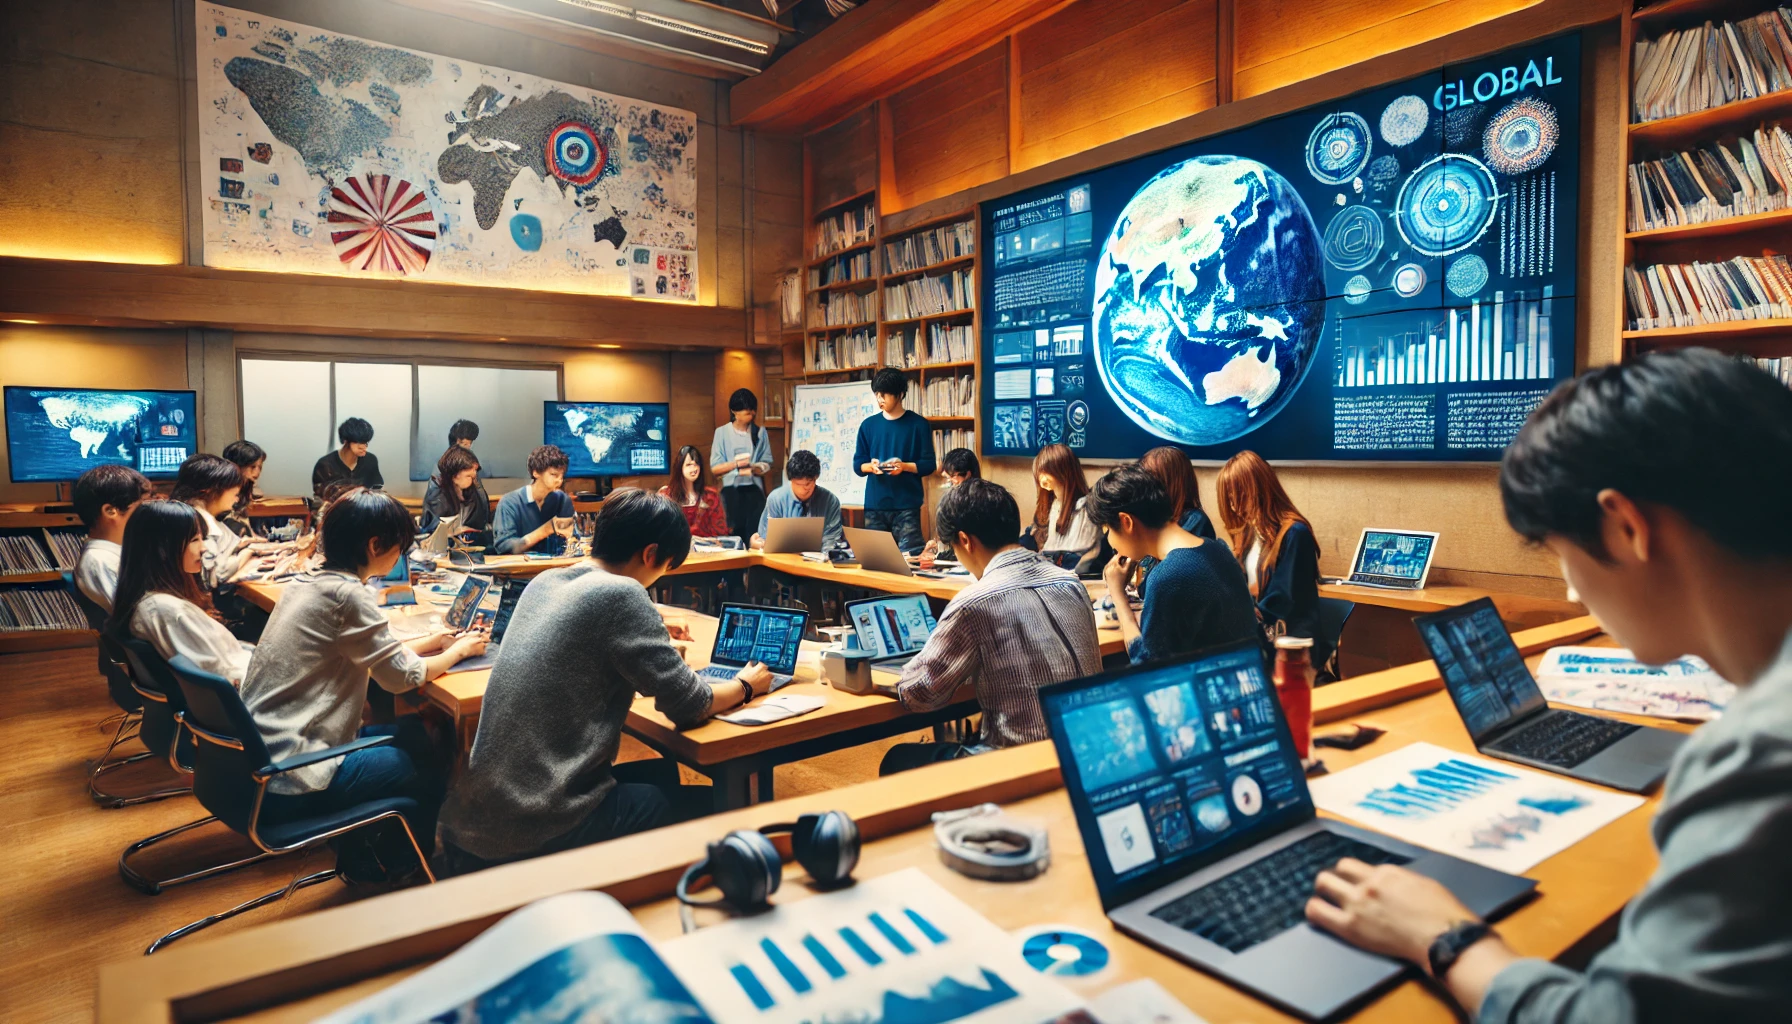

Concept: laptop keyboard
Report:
left=1150, top=832, right=1410, bottom=954
left=1493, top=711, right=1638, bottom=767
left=699, top=665, right=794, bottom=690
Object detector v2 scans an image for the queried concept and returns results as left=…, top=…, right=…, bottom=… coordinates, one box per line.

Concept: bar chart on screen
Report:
left=660, top=869, right=1079, bottom=1024
left=1333, top=289, right=1560, bottom=388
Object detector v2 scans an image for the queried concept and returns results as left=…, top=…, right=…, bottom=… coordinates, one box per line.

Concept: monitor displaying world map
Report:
left=4, top=387, right=197, bottom=483
left=980, top=33, right=1581, bottom=462
left=543, top=402, right=670, bottom=478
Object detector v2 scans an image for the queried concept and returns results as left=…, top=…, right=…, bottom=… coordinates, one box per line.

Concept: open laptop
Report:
left=1040, top=641, right=1534, bottom=1021
left=843, top=526, right=913, bottom=577
left=441, top=576, right=525, bottom=674
left=763, top=516, right=825, bottom=554
left=695, top=603, right=810, bottom=691
left=1415, top=598, right=1685, bottom=793
left=845, top=593, right=937, bottom=669
left=420, top=512, right=462, bottom=554
left=442, top=573, right=492, bottom=632
left=1344, top=528, right=1439, bottom=590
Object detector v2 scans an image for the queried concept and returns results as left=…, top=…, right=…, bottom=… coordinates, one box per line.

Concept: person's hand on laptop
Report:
left=736, top=661, right=773, bottom=696
left=1306, top=858, right=1513, bottom=994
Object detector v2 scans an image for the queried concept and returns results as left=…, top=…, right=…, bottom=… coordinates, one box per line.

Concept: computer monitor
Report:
left=542, top=401, right=671, bottom=477
left=3, top=386, right=198, bottom=483
left=1347, top=528, right=1440, bottom=589
left=1040, top=641, right=1312, bottom=908
left=709, top=604, right=808, bottom=675
left=1414, top=598, right=1547, bottom=743
left=845, top=594, right=937, bottom=660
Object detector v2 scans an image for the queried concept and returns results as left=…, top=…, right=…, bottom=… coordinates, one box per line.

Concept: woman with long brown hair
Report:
left=1215, top=450, right=1325, bottom=666
left=107, top=499, right=255, bottom=684
left=1138, top=446, right=1217, bottom=540
left=422, top=445, right=492, bottom=543
left=658, top=444, right=729, bottom=538
left=1032, top=444, right=1099, bottom=566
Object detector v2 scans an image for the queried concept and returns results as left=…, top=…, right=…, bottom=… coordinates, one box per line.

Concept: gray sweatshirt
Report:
left=438, top=561, right=713, bottom=860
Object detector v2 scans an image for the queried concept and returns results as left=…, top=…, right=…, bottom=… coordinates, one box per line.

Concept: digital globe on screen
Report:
left=1092, top=156, right=1326, bottom=446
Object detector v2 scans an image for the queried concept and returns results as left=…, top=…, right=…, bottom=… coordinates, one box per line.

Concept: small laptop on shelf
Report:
left=762, top=516, right=825, bottom=554
left=1040, top=641, right=1534, bottom=1021
left=695, top=603, right=810, bottom=692
left=842, top=526, right=914, bottom=577
left=845, top=593, right=938, bottom=669
left=1343, top=528, right=1439, bottom=590
left=1414, top=598, right=1685, bottom=793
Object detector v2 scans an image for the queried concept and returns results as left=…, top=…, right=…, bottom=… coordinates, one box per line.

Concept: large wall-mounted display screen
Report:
left=980, top=34, right=1580, bottom=462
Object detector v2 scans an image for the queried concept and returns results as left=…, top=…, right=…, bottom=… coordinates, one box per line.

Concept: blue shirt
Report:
left=852, top=409, right=936, bottom=511
left=1128, top=540, right=1261, bottom=665
left=492, top=485, right=575, bottom=555
left=758, top=483, right=845, bottom=550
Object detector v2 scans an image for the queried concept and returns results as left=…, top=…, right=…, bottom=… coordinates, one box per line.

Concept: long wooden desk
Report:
left=98, top=624, right=1682, bottom=1024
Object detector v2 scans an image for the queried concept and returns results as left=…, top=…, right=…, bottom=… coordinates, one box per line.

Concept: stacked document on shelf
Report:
left=923, top=374, right=976, bottom=418
left=1624, top=254, right=1792, bottom=329
left=0, top=583, right=87, bottom=631
left=1746, top=354, right=1792, bottom=385
left=810, top=250, right=874, bottom=288
left=926, top=322, right=975, bottom=364
left=1626, top=123, right=1792, bottom=231
left=1631, top=9, right=1792, bottom=123
left=888, top=327, right=921, bottom=368
left=883, top=221, right=975, bottom=274
left=777, top=271, right=803, bottom=329
left=318, top=869, right=1090, bottom=1024
left=1535, top=646, right=1736, bottom=721
left=933, top=426, right=974, bottom=462
left=44, top=528, right=86, bottom=570
left=885, top=267, right=974, bottom=320
left=807, top=289, right=878, bottom=327
left=813, top=202, right=876, bottom=259
left=0, top=534, right=55, bottom=574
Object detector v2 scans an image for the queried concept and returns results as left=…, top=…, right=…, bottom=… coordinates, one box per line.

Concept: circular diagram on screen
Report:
left=1322, top=205, right=1384, bottom=271
left=1394, top=153, right=1499, bottom=257
left=1231, top=774, right=1264, bottom=816
left=1483, top=96, right=1559, bottom=176
left=1306, top=112, right=1373, bottom=185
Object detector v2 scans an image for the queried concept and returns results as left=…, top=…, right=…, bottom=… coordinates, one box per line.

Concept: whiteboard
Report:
left=790, top=381, right=882, bottom=507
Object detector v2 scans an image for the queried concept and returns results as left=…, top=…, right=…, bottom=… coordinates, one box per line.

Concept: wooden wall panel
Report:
left=1014, top=0, right=1218, bottom=172
left=887, top=43, right=1011, bottom=211
left=807, top=108, right=880, bottom=217
left=1234, top=0, right=1542, bottom=99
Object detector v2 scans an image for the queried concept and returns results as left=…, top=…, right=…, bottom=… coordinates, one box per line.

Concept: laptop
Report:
left=695, top=603, right=810, bottom=692
left=441, top=576, right=524, bottom=674
left=442, top=573, right=492, bottom=632
left=843, top=526, right=913, bottom=577
left=381, top=554, right=411, bottom=582
left=1344, top=528, right=1439, bottom=590
left=845, top=593, right=937, bottom=668
left=421, top=512, right=462, bottom=554
left=1040, top=641, right=1535, bottom=1021
left=763, top=516, right=825, bottom=554
left=1415, top=598, right=1685, bottom=793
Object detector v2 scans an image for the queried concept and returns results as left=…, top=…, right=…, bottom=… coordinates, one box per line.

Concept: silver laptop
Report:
left=845, top=593, right=937, bottom=668
left=763, top=516, right=825, bottom=554
left=1041, top=641, right=1534, bottom=1021
left=1345, top=528, right=1439, bottom=590
left=1416, top=598, right=1685, bottom=793
left=843, top=526, right=913, bottom=577
left=695, top=603, right=810, bottom=692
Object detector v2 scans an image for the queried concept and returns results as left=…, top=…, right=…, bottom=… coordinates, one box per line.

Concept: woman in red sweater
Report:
left=659, top=444, right=729, bottom=537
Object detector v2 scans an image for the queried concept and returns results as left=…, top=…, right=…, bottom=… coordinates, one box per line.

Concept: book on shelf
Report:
left=921, top=373, right=976, bottom=419
left=0, top=582, right=86, bottom=631
left=925, top=322, right=974, bottom=364
left=1631, top=9, right=1792, bottom=123
left=1624, top=254, right=1792, bottom=329
left=777, top=271, right=803, bottom=329
left=808, top=328, right=878, bottom=372
left=808, top=250, right=874, bottom=288
left=883, top=221, right=975, bottom=275
left=1742, top=353, right=1792, bottom=386
left=888, top=326, right=921, bottom=369
left=44, top=528, right=85, bottom=571
left=806, top=288, right=878, bottom=328
left=932, top=426, right=974, bottom=464
left=884, top=267, right=974, bottom=321
left=1628, top=122, right=1792, bottom=230
left=812, top=200, right=876, bottom=259
left=0, top=534, right=55, bottom=575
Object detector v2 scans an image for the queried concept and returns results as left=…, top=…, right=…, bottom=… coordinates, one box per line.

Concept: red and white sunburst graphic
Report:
left=327, top=173, right=437, bottom=274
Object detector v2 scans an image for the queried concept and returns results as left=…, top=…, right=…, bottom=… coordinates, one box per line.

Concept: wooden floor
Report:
left=0, top=647, right=911, bottom=1022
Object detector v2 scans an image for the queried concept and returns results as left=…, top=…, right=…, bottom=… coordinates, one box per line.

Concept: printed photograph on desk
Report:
left=1308, top=741, right=1643, bottom=874
left=980, top=33, right=1581, bottom=462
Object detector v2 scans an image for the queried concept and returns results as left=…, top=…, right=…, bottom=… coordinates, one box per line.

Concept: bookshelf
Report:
left=1618, top=0, right=1792, bottom=366
left=0, top=508, right=94, bottom=653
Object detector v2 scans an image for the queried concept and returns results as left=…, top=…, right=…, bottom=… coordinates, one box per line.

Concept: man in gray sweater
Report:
left=439, top=489, right=772, bottom=874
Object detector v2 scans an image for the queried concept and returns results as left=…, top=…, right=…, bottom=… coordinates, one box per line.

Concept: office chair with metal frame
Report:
left=145, top=654, right=436, bottom=955
left=71, top=585, right=188, bottom=807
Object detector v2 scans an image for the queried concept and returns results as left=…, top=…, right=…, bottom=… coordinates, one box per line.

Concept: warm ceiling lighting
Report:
left=4, top=318, right=42, bottom=324
left=552, top=0, right=773, bottom=55
left=597, top=343, right=623, bottom=349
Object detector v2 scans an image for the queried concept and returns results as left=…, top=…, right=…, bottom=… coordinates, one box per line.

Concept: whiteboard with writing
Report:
left=790, top=381, right=881, bottom=507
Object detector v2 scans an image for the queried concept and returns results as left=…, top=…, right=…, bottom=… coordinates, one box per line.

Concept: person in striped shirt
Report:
left=879, top=478, right=1104, bottom=775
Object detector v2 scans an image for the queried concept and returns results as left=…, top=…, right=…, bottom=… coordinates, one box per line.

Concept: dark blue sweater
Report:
left=1129, top=540, right=1261, bottom=665
left=851, top=410, right=936, bottom=510
left=1256, top=521, right=1327, bottom=667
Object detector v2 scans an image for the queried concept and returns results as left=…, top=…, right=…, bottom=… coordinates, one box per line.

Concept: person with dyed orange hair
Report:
left=1215, top=450, right=1325, bottom=667
left=1031, top=443, right=1099, bottom=570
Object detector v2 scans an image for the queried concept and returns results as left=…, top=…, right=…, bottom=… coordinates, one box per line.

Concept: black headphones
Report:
left=676, top=811, right=860, bottom=910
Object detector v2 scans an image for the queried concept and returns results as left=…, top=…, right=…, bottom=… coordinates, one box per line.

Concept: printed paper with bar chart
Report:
left=1308, top=742, right=1643, bottom=873
left=660, top=868, right=1080, bottom=1024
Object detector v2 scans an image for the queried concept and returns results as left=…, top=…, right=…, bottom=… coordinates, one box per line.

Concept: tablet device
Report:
left=1345, top=528, right=1440, bottom=589
left=444, top=574, right=493, bottom=632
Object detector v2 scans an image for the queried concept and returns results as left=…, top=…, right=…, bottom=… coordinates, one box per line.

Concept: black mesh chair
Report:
left=115, top=637, right=265, bottom=894
left=1317, top=597, right=1357, bottom=684
left=146, top=654, right=435, bottom=954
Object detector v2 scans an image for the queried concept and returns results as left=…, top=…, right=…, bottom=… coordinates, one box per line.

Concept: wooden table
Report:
left=98, top=624, right=1682, bottom=1024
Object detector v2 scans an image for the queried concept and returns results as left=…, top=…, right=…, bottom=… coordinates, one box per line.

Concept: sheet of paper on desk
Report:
left=1309, top=742, right=1644, bottom=874
left=1536, top=646, right=1735, bottom=721
left=659, top=868, right=1083, bottom=1024
left=715, top=693, right=825, bottom=726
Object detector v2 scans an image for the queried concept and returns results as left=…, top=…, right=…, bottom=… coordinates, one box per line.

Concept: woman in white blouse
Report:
left=106, top=500, right=255, bottom=685
left=170, top=454, right=258, bottom=591
left=1031, top=443, right=1100, bottom=568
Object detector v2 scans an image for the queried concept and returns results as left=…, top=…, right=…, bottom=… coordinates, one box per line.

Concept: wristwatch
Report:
left=1427, top=920, right=1495, bottom=981
left=732, top=670, right=760, bottom=707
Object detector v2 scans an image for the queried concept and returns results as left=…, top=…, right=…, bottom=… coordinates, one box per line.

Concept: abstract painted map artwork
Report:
left=195, top=1, right=698, bottom=300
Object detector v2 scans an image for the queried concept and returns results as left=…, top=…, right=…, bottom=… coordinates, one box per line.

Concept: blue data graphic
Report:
left=455, top=932, right=712, bottom=1024
left=1356, top=757, right=1518, bottom=820
left=1062, top=697, right=1157, bottom=790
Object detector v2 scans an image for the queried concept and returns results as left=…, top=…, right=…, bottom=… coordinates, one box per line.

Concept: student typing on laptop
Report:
left=751, top=449, right=844, bottom=551
left=1305, top=349, right=1792, bottom=1023
left=878, top=479, right=1103, bottom=775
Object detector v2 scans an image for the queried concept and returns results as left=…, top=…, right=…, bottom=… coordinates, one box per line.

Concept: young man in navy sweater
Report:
left=853, top=368, right=936, bottom=554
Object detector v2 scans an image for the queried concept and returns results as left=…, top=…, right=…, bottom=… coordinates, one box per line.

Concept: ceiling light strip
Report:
left=468, top=0, right=764, bottom=74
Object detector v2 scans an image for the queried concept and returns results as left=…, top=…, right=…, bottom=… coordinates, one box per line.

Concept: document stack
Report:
left=1626, top=123, right=1792, bottom=231
left=808, top=328, right=878, bottom=372
left=1624, top=254, right=1792, bottom=329
left=0, top=584, right=87, bottom=631
left=0, top=534, right=54, bottom=575
left=884, top=267, right=974, bottom=320
left=887, top=326, right=921, bottom=369
left=1745, top=354, right=1792, bottom=386
left=807, top=288, right=878, bottom=328
left=925, top=322, right=974, bottom=364
left=777, top=271, right=803, bottom=330
left=932, top=426, right=973, bottom=464
left=922, top=373, right=976, bottom=419
left=809, top=250, right=873, bottom=288
left=43, top=529, right=85, bottom=571
left=812, top=200, right=876, bottom=259
left=1631, top=9, right=1792, bottom=123
left=883, top=221, right=975, bottom=275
